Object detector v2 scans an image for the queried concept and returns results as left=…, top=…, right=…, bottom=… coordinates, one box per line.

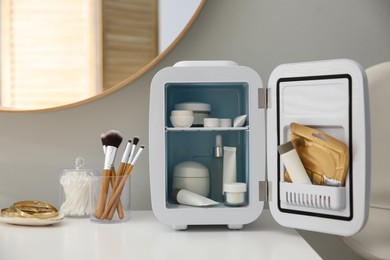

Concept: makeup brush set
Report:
left=92, top=130, right=145, bottom=222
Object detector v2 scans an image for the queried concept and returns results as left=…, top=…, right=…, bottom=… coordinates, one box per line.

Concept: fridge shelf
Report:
left=165, top=202, right=248, bottom=210
left=165, top=126, right=249, bottom=132
left=280, top=182, right=346, bottom=211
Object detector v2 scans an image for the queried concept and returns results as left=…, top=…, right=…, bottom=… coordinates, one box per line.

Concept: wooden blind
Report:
left=1, top=0, right=158, bottom=109
left=102, top=0, right=158, bottom=90
left=1, top=0, right=100, bottom=109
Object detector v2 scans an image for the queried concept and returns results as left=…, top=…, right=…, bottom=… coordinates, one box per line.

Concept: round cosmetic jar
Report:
left=223, top=182, right=247, bottom=206
left=174, top=102, right=211, bottom=126
left=172, top=161, right=210, bottom=197
left=203, top=118, right=219, bottom=128
left=170, top=115, right=194, bottom=128
left=170, top=110, right=194, bottom=128
left=219, top=118, right=232, bottom=127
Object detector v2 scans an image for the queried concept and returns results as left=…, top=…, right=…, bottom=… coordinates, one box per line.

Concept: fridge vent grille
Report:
left=280, top=182, right=346, bottom=211
left=285, top=192, right=332, bottom=209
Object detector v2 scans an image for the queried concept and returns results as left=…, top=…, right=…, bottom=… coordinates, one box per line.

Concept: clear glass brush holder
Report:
left=90, top=174, right=131, bottom=223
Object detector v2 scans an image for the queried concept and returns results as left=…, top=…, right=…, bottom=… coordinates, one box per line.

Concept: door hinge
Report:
left=259, top=181, right=271, bottom=202
left=258, top=88, right=270, bottom=109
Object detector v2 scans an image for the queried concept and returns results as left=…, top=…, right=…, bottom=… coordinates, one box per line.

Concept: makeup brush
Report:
left=95, top=130, right=123, bottom=219
left=119, top=136, right=140, bottom=178
left=100, top=133, right=107, bottom=155
left=111, top=136, right=138, bottom=187
left=116, top=139, right=132, bottom=178
left=109, top=139, right=132, bottom=219
left=111, top=139, right=132, bottom=193
left=102, top=145, right=145, bottom=220
left=107, top=136, right=139, bottom=219
left=99, top=131, right=124, bottom=218
left=127, top=136, right=139, bottom=167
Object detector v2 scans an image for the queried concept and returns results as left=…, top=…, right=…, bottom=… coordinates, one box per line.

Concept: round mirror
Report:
left=0, top=0, right=205, bottom=111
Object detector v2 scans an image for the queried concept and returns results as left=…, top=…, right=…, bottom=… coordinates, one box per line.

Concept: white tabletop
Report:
left=0, top=210, right=321, bottom=260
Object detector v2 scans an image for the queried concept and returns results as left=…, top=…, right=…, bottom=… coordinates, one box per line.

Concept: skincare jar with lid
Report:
left=223, top=182, right=247, bottom=206
left=170, top=110, right=194, bottom=128
left=174, top=102, right=211, bottom=126
left=172, top=161, right=210, bottom=197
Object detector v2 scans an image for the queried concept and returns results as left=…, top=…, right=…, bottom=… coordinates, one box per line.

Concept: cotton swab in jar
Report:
left=60, top=157, right=91, bottom=217
left=60, top=171, right=91, bottom=216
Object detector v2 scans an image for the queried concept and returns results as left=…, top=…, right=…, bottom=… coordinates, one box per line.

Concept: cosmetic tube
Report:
left=172, top=189, right=218, bottom=207
left=223, top=146, right=237, bottom=193
left=277, top=141, right=312, bottom=184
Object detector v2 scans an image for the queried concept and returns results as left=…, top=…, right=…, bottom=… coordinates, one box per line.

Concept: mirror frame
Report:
left=1, top=0, right=205, bottom=113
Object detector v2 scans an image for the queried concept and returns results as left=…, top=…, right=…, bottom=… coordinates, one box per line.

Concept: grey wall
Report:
left=1, top=1, right=389, bottom=258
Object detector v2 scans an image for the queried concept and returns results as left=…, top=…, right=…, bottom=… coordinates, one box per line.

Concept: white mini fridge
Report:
left=149, top=59, right=370, bottom=236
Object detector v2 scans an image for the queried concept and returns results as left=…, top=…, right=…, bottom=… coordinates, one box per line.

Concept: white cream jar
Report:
left=174, top=102, right=211, bottom=126
left=223, top=182, right=247, bottom=206
left=172, top=161, right=210, bottom=197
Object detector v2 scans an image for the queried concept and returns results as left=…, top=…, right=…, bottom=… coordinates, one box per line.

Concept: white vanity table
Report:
left=0, top=210, right=320, bottom=260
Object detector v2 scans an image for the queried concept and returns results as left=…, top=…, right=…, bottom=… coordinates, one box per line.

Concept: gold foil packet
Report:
left=284, top=123, right=349, bottom=186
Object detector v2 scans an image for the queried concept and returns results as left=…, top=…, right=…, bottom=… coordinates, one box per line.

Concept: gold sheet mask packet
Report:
left=283, top=123, right=349, bottom=186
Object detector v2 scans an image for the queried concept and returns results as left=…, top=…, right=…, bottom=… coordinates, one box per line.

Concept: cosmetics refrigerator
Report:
left=149, top=59, right=370, bottom=236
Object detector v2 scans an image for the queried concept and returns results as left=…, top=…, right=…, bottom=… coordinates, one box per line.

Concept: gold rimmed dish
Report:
left=0, top=212, right=64, bottom=226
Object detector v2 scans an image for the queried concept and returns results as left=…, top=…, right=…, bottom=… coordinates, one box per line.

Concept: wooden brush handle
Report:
left=109, top=167, right=124, bottom=219
left=95, top=169, right=111, bottom=219
left=113, top=162, right=126, bottom=187
left=107, top=191, right=122, bottom=220
left=101, top=164, right=133, bottom=219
